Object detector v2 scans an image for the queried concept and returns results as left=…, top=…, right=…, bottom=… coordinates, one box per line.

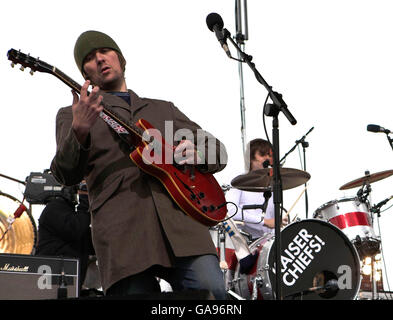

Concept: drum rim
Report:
left=314, top=196, right=368, bottom=214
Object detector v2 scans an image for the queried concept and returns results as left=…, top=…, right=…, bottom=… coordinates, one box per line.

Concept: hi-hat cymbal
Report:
left=339, top=169, right=393, bottom=190
left=231, top=167, right=311, bottom=192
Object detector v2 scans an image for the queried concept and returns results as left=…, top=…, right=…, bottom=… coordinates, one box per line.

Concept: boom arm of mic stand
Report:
left=226, top=34, right=297, bottom=126
left=386, top=133, right=393, bottom=151
left=280, top=127, right=314, bottom=164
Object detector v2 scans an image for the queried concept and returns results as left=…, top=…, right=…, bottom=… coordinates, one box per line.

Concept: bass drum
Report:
left=0, top=192, right=37, bottom=254
left=233, top=219, right=361, bottom=300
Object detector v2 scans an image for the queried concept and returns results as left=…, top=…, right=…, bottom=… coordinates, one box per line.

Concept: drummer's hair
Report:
left=244, top=138, right=272, bottom=172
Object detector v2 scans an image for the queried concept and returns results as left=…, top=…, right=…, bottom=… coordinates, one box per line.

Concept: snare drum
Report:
left=232, top=219, right=361, bottom=300
left=313, top=197, right=380, bottom=258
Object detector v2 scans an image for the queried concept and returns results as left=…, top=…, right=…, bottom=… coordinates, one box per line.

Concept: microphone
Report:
left=0, top=203, right=27, bottom=241
left=206, top=13, right=231, bottom=58
left=309, top=279, right=339, bottom=293
left=13, top=203, right=27, bottom=218
left=262, top=159, right=270, bottom=169
left=287, top=279, right=339, bottom=298
left=367, top=124, right=391, bottom=134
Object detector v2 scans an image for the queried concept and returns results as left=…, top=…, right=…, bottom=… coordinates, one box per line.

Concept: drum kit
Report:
left=214, top=167, right=393, bottom=300
left=1, top=165, right=392, bottom=300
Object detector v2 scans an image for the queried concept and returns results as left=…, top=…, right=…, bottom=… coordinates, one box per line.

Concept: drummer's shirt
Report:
left=226, top=187, right=275, bottom=240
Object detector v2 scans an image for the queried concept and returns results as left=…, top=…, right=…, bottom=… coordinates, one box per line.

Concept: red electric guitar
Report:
left=7, top=49, right=227, bottom=227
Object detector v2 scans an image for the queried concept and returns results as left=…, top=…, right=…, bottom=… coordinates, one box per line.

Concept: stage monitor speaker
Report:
left=0, top=253, right=79, bottom=300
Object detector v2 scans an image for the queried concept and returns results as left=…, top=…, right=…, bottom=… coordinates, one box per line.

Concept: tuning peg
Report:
left=20, top=66, right=25, bottom=71
left=29, top=69, right=34, bottom=76
left=10, top=62, right=15, bottom=68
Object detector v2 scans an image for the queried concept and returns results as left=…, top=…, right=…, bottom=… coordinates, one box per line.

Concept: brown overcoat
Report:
left=50, top=89, right=227, bottom=291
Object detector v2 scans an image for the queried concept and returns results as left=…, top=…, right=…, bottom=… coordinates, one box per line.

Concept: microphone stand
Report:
left=386, top=133, right=393, bottom=151
left=225, top=31, right=297, bottom=300
left=0, top=173, right=26, bottom=185
left=280, top=127, right=314, bottom=218
left=234, top=0, right=249, bottom=156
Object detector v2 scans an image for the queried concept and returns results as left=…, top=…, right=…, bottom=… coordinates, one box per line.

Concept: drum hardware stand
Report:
left=216, top=222, right=229, bottom=288
left=356, top=173, right=372, bottom=204
left=227, top=276, right=246, bottom=300
left=250, top=275, right=263, bottom=300
left=360, top=178, right=380, bottom=300
left=216, top=222, right=248, bottom=300
left=280, top=127, right=314, bottom=218
left=369, top=196, right=393, bottom=300
left=239, top=230, right=253, bottom=244
left=227, top=289, right=246, bottom=300
left=371, top=255, right=378, bottom=300
left=216, top=222, right=242, bottom=296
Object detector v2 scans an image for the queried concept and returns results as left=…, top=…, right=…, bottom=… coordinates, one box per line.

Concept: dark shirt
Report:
left=109, top=91, right=131, bottom=105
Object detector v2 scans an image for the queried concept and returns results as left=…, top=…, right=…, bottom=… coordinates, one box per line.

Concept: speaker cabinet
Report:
left=0, top=253, right=79, bottom=300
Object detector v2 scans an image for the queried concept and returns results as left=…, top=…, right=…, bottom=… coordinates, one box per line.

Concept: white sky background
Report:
left=1, top=0, right=393, bottom=292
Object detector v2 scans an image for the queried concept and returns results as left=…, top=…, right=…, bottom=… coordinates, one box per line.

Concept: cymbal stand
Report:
left=215, top=222, right=231, bottom=294
left=216, top=222, right=245, bottom=300
left=369, top=190, right=378, bottom=300
left=360, top=179, right=379, bottom=299
left=369, top=196, right=393, bottom=300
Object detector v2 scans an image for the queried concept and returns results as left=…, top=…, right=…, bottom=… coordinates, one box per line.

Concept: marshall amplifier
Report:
left=0, top=253, right=79, bottom=299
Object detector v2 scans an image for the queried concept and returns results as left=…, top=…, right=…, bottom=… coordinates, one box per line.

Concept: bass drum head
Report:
left=269, top=219, right=361, bottom=300
left=0, top=192, right=36, bottom=255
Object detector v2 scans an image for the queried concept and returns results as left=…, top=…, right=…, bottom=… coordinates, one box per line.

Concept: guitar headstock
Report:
left=7, top=48, right=53, bottom=75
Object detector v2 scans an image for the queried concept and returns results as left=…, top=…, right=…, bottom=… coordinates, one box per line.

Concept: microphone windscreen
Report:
left=206, top=12, right=224, bottom=31
left=367, top=124, right=380, bottom=132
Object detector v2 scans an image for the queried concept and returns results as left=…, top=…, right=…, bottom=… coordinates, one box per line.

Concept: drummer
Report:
left=226, top=138, right=287, bottom=241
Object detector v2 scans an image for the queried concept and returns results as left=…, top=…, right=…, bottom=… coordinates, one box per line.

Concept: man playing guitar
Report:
left=50, top=30, right=228, bottom=299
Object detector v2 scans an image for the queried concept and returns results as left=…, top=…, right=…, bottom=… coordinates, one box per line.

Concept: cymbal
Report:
left=231, top=167, right=311, bottom=192
left=339, top=169, right=393, bottom=190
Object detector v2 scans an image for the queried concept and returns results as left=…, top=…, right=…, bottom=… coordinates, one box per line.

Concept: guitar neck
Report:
left=7, top=48, right=145, bottom=140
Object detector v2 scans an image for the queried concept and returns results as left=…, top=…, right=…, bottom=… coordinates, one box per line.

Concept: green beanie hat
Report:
left=74, top=30, right=123, bottom=74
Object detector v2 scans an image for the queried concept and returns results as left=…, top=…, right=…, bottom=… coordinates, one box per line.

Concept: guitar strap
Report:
left=99, top=111, right=129, bottom=135
left=98, top=110, right=135, bottom=149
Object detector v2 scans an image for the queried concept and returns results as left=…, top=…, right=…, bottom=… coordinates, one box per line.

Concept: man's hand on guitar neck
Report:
left=71, top=80, right=104, bottom=145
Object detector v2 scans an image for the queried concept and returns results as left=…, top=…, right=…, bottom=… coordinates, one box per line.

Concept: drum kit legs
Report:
left=218, top=168, right=393, bottom=300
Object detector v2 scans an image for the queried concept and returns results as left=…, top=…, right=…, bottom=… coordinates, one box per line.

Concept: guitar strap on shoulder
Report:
left=99, top=111, right=129, bottom=136
left=98, top=110, right=134, bottom=149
